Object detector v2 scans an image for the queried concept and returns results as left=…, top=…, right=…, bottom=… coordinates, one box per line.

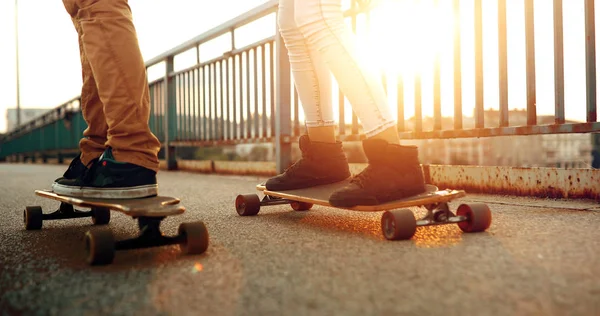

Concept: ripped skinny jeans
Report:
left=278, top=0, right=395, bottom=136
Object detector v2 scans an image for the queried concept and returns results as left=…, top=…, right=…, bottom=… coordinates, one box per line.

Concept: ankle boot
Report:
left=329, top=138, right=426, bottom=207
left=265, top=135, right=351, bottom=191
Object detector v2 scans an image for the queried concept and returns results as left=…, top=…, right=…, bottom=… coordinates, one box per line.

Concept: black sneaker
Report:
left=328, top=139, right=426, bottom=207
left=265, top=135, right=351, bottom=191
left=52, top=148, right=158, bottom=199
left=54, top=154, right=88, bottom=182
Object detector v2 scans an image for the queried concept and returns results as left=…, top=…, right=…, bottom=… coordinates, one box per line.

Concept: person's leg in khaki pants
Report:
left=53, top=0, right=162, bottom=199
left=74, top=15, right=109, bottom=165
left=53, top=16, right=108, bottom=182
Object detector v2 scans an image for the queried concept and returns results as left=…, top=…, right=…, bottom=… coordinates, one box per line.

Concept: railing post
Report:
left=164, top=56, right=178, bottom=170
left=585, top=0, right=597, bottom=122
left=275, top=22, right=292, bottom=174
left=525, top=0, right=537, bottom=125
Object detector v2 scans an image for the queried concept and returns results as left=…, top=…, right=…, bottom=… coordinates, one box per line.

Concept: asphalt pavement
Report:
left=1, top=163, right=599, bottom=316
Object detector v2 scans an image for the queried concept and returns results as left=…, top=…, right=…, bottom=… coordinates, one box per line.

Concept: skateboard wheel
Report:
left=84, top=229, right=115, bottom=265
left=291, top=201, right=313, bottom=211
left=24, top=206, right=43, bottom=230
left=456, top=203, right=492, bottom=233
left=381, top=209, right=417, bottom=240
left=178, top=221, right=209, bottom=255
left=91, top=207, right=111, bottom=225
left=235, top=194, right=261, bottom=216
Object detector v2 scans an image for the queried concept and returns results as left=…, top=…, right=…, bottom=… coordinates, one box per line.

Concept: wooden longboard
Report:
left=256, top=180, right=466, bottom=212
left=35, top=190, right=185, bottom=217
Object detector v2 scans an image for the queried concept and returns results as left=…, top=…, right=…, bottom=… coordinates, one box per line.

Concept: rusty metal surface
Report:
left=398, top=122, right=600, bottom=139
left=171, top=160, right=277, bottom=176
left=422, top=165, right=600, bottom=200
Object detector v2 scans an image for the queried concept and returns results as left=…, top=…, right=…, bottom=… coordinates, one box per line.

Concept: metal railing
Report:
left=1, top=0, right=598, bottom=174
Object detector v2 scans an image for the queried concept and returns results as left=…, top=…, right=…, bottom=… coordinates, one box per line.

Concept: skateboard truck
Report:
left=379, top=201, right=489, bottom=240
left=113, top=217, right=186, bottom=251
left=24, top=203, right=110, bottom=229
left=420, top=202, right=465, bottom=225
left=83, top=216, right=207, bottom=265
left=237, top=194, right=314, bottom=214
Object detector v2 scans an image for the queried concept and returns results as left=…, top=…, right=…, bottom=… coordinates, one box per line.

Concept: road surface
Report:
left=1, top=164, right=599, bottom=315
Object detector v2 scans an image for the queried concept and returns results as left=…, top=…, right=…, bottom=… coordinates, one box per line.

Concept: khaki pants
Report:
left=62, top=0, right=161, bottom=172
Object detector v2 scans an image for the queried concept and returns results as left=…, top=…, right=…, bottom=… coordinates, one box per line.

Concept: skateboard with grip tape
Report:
left=235, top=180, right=491, bottom=240
left=25, top=190, right=209, bottom=265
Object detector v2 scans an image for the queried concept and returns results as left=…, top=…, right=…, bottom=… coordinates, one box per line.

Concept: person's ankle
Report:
left=307, top=126, right=337, bottom=143
left=368, top=126, right=400, bottom=145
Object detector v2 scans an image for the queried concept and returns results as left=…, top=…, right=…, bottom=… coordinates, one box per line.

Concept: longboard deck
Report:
left=35, top=190, right=185, bottom=217
left=257, top=180, right=466, bottom=212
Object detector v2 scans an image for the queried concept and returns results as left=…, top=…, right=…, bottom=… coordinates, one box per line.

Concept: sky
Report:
left=0, top=0, right=270, bottom=132
left=0, top=0, right=597, bottom=133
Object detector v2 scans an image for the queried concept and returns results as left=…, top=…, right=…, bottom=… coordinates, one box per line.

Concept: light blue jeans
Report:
left=278, top=0, right=395, bottom=137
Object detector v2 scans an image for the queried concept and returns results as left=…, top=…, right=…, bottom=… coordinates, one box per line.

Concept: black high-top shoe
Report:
left=54, top=153, right=88, bottom=183
left=52, top=147, right=157, bottom=199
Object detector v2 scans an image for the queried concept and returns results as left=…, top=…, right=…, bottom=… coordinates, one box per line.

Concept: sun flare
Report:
left=353, top=0, right=455, bottom=77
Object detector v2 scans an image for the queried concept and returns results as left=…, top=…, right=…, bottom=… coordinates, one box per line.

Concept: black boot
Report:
left=328, top=139, right=426, bottom=207
left=265, top=135, right=351, bottom=191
